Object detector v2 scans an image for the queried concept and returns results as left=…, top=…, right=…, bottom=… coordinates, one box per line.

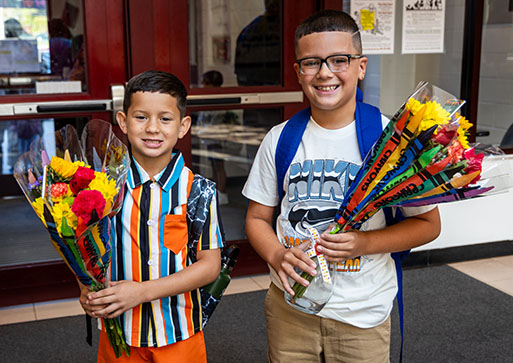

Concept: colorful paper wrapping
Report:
left=13, top=119, right=130, bottom=358
left=331, top=81, right=497, bottom=234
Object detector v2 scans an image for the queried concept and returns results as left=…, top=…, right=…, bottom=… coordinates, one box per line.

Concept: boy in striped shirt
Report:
left=79, top=70, right=223, bottom=362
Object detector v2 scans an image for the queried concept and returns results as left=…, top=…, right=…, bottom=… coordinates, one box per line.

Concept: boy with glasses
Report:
left=243, top=10, right=440, bottom=362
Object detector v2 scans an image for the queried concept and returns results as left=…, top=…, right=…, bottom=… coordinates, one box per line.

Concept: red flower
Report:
left=463, top=148, right=484, bottom=184
left=448, top=141, right=465, bottom=164
left=71, top=189, right=106, bottom=225
left=70, top=166, right=96, bottom=194
left=51, top=182, right=68, bottom=198
left=433, top=125, right=457, bottom=146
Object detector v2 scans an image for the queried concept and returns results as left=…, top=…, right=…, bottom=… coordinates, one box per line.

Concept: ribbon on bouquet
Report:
left=306, top=227, right=332, bottom=284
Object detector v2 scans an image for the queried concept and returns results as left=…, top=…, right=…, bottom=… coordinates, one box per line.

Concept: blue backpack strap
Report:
left=355, top=100, right=382, bottom=159
left=275, top=107, right=311, bottom=200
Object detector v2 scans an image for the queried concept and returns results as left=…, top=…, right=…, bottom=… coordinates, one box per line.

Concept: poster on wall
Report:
left=350, top=0, right=395, bottom=54
left=401, top=0, right=445, bottom=54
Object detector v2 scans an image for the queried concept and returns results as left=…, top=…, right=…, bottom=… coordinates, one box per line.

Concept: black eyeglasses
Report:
left=296, top=54, right=365, bottom=75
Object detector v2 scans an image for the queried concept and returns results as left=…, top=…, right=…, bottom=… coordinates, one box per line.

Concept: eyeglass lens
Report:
left=300, top=55, right=351, bottom=74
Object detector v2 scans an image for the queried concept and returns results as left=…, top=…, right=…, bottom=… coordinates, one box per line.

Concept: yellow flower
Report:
left=455, top=114, right=473, bottom=149
left=89, top=172, right=119, bottom=205
left=52, top=201, right=77, bottom=231
left=406, top=98, right=424, bottom=114
left=50, top=157, right=84, bottom=179
left=406, top=98, right=451, bottom=133
left=31, top=197, right=46, bottom=226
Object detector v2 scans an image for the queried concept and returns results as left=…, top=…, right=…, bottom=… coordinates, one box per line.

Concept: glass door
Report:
left=0, top=0, right=127, bottom=195
left=1, top=0, right=324, bottom=306
left=0, top=0, right=127, bottom=306
left=475, top=0, right=513, bottom=150
left=125, top=0, right=317, bottom=275
left=186, top=0, right=313, bottom=244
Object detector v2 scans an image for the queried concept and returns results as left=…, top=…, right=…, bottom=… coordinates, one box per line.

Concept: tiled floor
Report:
left=2, top=256, right=513, bottom=326
left=448, top=255, right=513, bottom=296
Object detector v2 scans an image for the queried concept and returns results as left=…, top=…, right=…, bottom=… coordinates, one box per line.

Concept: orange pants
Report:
left=97, top=329, right=207, bottom=363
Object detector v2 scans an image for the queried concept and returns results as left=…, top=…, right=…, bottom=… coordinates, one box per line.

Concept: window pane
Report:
left=0, top=196, right=59, bottom=266
left=0, top=116, right=90, bottom=267
left=0, top=0, right=86, bottom=95
left=188, top=0, right=282, bottom=88
left=0, top=116, right=90, bottom=175
left=477, top=0, right=513, bottom=147
left=190, top=107, right=281, bottom=240
left=0, top=118, right=49, bottom=175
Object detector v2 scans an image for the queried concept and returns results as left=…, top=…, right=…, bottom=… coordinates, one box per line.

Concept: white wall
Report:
left=414, top=155, right=513, bottom=251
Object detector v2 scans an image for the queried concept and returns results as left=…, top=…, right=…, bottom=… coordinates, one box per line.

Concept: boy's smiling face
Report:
left=294, top=31, right=367, bottom=127
left=117, top=91, right=190, bottom=176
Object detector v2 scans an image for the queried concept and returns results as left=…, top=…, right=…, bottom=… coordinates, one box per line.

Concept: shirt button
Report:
left=150, top=183, right=157, bottom=189
left=148, top=259, right=153, bottom=266
left=147, top=220, right=153, bottom=226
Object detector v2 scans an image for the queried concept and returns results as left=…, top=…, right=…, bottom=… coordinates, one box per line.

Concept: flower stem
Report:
left=104, top=317, right=130, bottom=358
left=91, top=283, right=130, bottom=358
left=291, top=256, right=318, bottom=300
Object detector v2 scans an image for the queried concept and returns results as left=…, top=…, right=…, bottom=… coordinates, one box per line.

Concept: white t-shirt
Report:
left=242, top=115, right=434, bottom=328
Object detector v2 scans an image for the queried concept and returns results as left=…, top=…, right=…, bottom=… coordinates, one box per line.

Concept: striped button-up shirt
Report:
left=110, top=151, right=223, bottom=348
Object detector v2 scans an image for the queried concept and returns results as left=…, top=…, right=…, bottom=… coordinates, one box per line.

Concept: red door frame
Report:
left=0, top=1, right=128, bottom=307
left=0, top=0, right=127, bottom=107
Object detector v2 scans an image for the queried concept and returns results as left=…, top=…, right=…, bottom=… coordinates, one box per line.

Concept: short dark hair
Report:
left=123, top=70, right=187, bottom=118
left=202, top=70, right=223, bottom=87
left=295, top=10, right=362, bottom=54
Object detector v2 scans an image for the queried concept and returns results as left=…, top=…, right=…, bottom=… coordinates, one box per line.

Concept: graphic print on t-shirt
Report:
left=280, top=158, right=364, bottom=272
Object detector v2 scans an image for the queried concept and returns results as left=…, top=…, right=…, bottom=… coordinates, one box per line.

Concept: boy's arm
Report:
left=245, top=200, right=317, bottom=296
left=84, top=248, right=221, bottom=319
left=317, top=207, right=441, bottom=261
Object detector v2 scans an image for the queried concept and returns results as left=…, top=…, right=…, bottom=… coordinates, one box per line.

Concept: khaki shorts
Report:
left=265, top=283, right=391, bottom=363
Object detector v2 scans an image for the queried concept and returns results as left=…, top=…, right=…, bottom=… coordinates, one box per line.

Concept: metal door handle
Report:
left=6, top=100, right=113, bottom=116
left=36, top=103, right=107, bottom=112
left=187, top=97, right=242, bottom=106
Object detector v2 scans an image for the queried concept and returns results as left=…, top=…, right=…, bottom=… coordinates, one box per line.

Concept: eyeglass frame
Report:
left=296, top=54, right=366, bottom=75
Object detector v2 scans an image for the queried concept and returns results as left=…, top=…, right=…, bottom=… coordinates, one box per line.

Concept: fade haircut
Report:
left=123, top=70, right=187, bottom=118
left=294, top=10, right=362, bottom=55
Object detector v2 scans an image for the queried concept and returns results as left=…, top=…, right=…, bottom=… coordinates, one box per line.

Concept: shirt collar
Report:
left=127, top=150, right=185, bottom=192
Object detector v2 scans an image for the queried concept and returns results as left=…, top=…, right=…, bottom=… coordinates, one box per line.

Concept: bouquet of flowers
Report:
left=290, top=81, right=502, bottom=302
left=332, top=81, right=492, bottom=232
left=13, top=119, right=130, bottom=358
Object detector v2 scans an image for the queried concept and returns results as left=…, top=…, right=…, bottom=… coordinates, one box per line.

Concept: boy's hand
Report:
left=316, top=208, right=441, bottom=261
left=272, top=244, right=317, bottom=296
left=317, top=230, right=368, bottom=262
left=78, top=282, right=108, bottom=317
left=86, top=280, right=146, bottom=319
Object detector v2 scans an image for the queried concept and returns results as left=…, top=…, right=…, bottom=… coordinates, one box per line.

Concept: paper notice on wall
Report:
left=350, top=0, right=395, bottom=55
left=402, top=0, right=445, bottom=54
